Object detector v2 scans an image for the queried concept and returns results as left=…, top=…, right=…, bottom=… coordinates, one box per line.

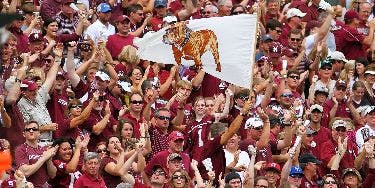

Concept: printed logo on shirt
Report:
left=29, top=154, right=41, bottom=160
left=58, top=98, right=68, bottom=106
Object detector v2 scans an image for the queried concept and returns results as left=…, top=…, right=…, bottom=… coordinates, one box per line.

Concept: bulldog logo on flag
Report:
left=134, top=14, right=258, bottom=88
left=162, top=21, right=222, bottom=72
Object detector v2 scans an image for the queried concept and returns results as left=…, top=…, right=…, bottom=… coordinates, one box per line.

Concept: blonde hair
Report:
left=339, top=60, right=355, bottom=83
left=309, top=43, right=328, bottom=62
left=118, top=45, right=140, bottom=66
left=176, top=80, right=192, bottom=90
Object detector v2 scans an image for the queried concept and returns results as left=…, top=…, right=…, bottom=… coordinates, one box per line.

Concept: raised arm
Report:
left=92, top=102, right=111, bottom=135
left=256, top=108, right=270, bottom=149
left=0, top=95, right=11, bottom=128
left=43, top=46, right=62, bottom=92
left=18, top=146, right=58, bottom=178
left=70, top=93, right=97, bottom=128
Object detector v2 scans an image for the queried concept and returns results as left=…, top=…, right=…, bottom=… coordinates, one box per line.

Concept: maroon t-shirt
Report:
left=82, top=110, right=117, bottom=151
left=0, top=105, right=25, bottom=150
left=114, top=63, right=132, bottom=77
left=320, top=138, right=358, bottom=173
left=310, top=126, right=331, bottom=160
left=169, top=100, right=194, bottom=126
left=278, top=24, right=292, bottom=46
left=185, top=115, right=214, bottom=160
left=53, top=118, right=82, bottom=140
left=49, top=159, right=82, bottom=187
left=72, top=80, right=90, bottom=100
left=300, top=176, right=318, bottom=188
left=239, top=138, right=273, bottom=164
left=120, top=112, right=143, bottom=139
left=9, top=27, right=29, bottom=53
left=15, top=143, right=49, bottom=188
left=106, top=33, right=135, bottom=59
left=322, top=100, right=352, bottom=128
left=334, top=25, right=366, bottom=60
left=47, top=90, right=69, bottom=125
left=159, top=70, right=174, bottom=100
left=151, top=17, right=163, bottom=32
left=144, top=150, right=192, bottom=177
left=100, top=157, right=122, bottom=188
left=74, top=173, right=107, bottom=188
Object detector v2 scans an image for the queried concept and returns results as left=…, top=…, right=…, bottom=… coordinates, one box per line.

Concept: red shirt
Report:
left=186, top=115, right=214, bottom=160
left=300, top=3, right=319, bottom=22
left=300, top=176, right=318, bottom=188
left=149, top=125, right=170, bottom=159
left=74, top=173, right=106, bottom=188
left=100, top=157, right=122, bottom=188
left=144, top=150, right=192, bottom=177
left=49, top=159, right=82, bottom=187
left=151, top=17, right=164, bottom=31
left=201, top=74, right=227, bottom=97
left=14, top=143, right=49, bottom=187
left=47, top=90, right=69, bottom=125
left=114, top=63, right=132, bottom=77
left=0, top=105, right=25, bottom=150
left=334, top=25, right=366, bottom=60
left=320, top=138, right=358, bottom=173
left=169, top=100, right=194, bottom=126
left=239, top=138, right=273, bottom=164
left=53, top=117, right=82, bottom=140
left=82, top=110, right=117, bottom=151
left=278, top=24, right=292, bottom=46
left=322, top=100, right=352, bottom=128
left=106, top=33, right=135, bottom=59
left=159, top=70, right=174, bottom=100
left=310, top=126, right=331, bottom=160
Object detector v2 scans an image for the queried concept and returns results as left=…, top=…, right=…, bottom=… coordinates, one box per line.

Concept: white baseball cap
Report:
left=328, top=51, right=349, bottom=63
left=95, top=71, right=110, bottom=82
left=332, top=119, right=348, bottom=129
left=286, top=8, right=306, bottom=19
left=245, top=117, right=264, bottom=129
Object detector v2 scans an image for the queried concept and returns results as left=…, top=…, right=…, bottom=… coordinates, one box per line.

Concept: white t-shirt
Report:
left=224, top=149, right=250, bottom=181
left=84, top=20, right=115, bottom=44
left=356, top=124, right=375, bottom=149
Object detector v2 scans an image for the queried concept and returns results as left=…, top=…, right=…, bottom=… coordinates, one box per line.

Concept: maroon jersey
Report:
left=100, top=157, right=122, bottom=188
left=310, top=126, right=331, bottom=160
left=201, top=74, right=227, bottom=98
left=53, top=118, right=82, bottom=140
left=47, top=90, right=69, bottom=124
left=169, top=100, right=193, bottom=126
left=149, top=125, right=169, bottom=159
left=106, top=33, right=134, bottom=59
left=49, top=159, right=82, bottom=187
left=322, top=100, right=352, bottom=128
left=14, top=143, right=49, bottom=188
left=239, top=138, right=273, bottom=164
left=185, top=115, right=214, bottom=160
left=74, top=173, right=107, bottom=188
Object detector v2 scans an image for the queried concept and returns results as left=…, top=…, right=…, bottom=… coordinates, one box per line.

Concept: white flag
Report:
left=134, top=14, right=257, bottom=88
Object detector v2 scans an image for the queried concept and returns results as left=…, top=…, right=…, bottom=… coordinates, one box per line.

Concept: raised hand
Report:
left=105, top=100, right=111, bottom=116
left=191, top=159, right=199, bottom=171
left=337, top=136, right=348, bottom=156
left=257, top=107, right=269, bottom=121
left=254, top=161, right=266, bottom=171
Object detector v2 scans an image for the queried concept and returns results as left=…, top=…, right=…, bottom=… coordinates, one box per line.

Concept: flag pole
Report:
left=249, top=3, right=260, bottom=93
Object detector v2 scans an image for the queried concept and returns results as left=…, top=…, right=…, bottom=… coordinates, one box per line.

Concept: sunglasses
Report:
left=253, top=126, right=263, bottom=130
left=290, top=38, right=302, bottom=42
left=324, top=180, right=337, bottom=185
left=153, top=170, right=165, bottom=175
left=202, top=11, right=212, bottom=14
left=239, top=96, right=249, bottom=100
left=70, top=104, right=82, bottom=109
left=335, top=127, right=347, bottom=132
left=275, top=29, right=282, bottom=33
left=130, top=100, right=143, bottom=104
left=97, top=149, right=107, bottom=153
left=336, top=87, right=346, bottom=91
left=290, top=174, right=303, bottom=178
left=172, top=175, right=186, bottom=180
left=24, top=127, right=39, bottom=132
left=232, top=11, right=244, bottom=15
left=307, top=132, right=318, bottom=137
left=281, top=93, right=293, bottom=98
left=158, top=116, right=170, bottom=121
left=288, top=75, right=300, bottom=80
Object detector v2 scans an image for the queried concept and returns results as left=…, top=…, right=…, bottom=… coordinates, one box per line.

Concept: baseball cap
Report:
left=289, top=166, right=304, bottom=176
left=95, top=71, right=110, bottom=82
left=244, top=117, right=264, bottom=129
left=342, top=168, right=362, bottom=181
left=309, top=104, right=323, bottom=113
left=261, top=34, right=273, bottom=42
left=320, top=58, right=333, bottom=69
left=335, top=80, right=347, bottom=89
left=282, top=48, right=298, bottom=58
left=28, top=33, right=44, bottom=43
left=115, top=15, right=130, bottom=23
left=168, top=131, right=184, bottom=142
left=328, top=51, right=349, bottom=63
left=154, top=0, right=167, bottom=8
left=299, top=153, right=322, bottom=164
left=269, top=42, right=282, bottom=58
left=286, top=8, right=306, bottom=19
left=20, top=79, right=38, bottom=91
left=265, top=163, right=281, bottom=173
left=225, top=172, right=241, bottom=183
left=331, top=119, right=348, bottom=129
left=168, top=153, right=182, bottom=161
left=97, top=3, right=112, bottom=13
left=0, top=12, right=24, bottom=27
left=364, top=106, right=375, bottom=116
left=118, top=81, right=132, bottom=92
left=344, top=10, right=359, bottom=21
left=56, top=71, right=66, bottom=79
left=314, top=85, right=329, bottom=96
left=365, top=70, right=375, bottom=75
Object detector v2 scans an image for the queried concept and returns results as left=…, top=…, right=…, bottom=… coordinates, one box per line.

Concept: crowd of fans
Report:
left=0, top=0, right=375, bottom=187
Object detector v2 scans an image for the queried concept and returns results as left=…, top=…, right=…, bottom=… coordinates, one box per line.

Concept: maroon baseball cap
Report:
left=265, top=162, right=281, bottom=173
left=282, top=48, right=298, bottom=57
left=29, top=33, right=43, bottom=43
left=168, top=131, right=184, bottom=142
left=115, top=15, right=130, bottom=23
left=344, top=10, right=359, bottom=21
left=21, top=79, right=38, bottom=91
left=269, top=42, right=282, bottom=58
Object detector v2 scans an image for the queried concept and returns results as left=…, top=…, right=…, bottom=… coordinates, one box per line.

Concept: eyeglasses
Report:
left=253, top=126, right=263, bottom=130
left=288, top=75, right=300, bottom=80
left=290, top=174, right=303, bottom=178
left=97, top=149, right=107, bottom=153
left=130, top=100, right=143, bottom=104
left=172, top=175, right=186, bottom=180
left=153, top=170, right=165, bottom=175
left=307, top=132, right=318, bottom=137
left=324, top=180, right=337, bottom=185
left=239, top=96, right=249, bottom=100
left=70, top=104, right=82, bottom=109
left=290, top=38, right=302, bottom=42
left=232, top=11, right=244, bottom=15
left=158, top=116, right=170, bottom=121
left=335, top=127, right=347, bottom=132
left=202, top=11, right=212, bottom=14
left=24, top=127, right=39, bottom=132
left=281, top=93, right=293, bottom=98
